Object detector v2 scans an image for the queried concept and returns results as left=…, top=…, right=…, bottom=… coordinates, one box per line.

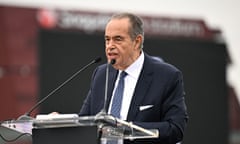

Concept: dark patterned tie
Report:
left=110, top=71, right=127, bottom=118
left=107, top=71, right=127, bottom=144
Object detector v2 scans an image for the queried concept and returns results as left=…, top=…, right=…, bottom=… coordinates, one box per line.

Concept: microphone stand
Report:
left=95, top=59, right=117, bottom=126
left=17, top=57, right=102, bottom=120
left=95, top=59, right=116, bottom=144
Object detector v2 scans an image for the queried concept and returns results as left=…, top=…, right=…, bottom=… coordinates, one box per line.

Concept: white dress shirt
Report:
left=108, top=52, right=144, bottom=120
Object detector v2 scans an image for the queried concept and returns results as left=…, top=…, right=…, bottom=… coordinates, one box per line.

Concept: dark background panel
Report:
left=38, top=30, right=106, bottom=114
left=39, top=30, right=228, bottom=144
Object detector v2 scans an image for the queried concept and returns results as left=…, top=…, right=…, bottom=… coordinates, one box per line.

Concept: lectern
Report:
left=1, top=114, right=159, bottom=144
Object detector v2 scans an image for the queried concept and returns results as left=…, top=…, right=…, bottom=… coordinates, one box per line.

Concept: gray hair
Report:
left=109, top=13, right=144, bottom=49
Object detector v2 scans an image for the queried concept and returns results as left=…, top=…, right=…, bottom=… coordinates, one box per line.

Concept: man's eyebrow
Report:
left=104, top=35, right=123, bottom=39
left=113, top=35, right=124, bottom=39
left=114, top=35, right=122, bottom=38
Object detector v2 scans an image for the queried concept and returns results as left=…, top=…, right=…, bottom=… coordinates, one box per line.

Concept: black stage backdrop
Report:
left=38, top=29, right=228, bottom=144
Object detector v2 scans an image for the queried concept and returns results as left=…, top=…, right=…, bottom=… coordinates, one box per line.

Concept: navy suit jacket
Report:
left=79, top=53, right=188, bottom=144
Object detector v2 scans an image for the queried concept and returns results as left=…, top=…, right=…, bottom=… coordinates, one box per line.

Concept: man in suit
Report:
left=79, top=12, right=188, bottom=144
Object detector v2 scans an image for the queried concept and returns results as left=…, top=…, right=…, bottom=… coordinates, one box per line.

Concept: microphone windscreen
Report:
left=110, top=59, right=116, bottom=65
left=94, top=57, right=102, bottom=63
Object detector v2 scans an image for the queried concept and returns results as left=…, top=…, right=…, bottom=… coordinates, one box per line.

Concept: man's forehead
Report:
left=106, top=18, right=130, bottom=29
left=105, top=30, right=129, bottom=38
left=105, top=20, right=129, bottom=36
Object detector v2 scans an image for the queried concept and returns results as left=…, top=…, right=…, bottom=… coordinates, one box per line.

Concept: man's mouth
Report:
left=108, top=52, right=118, bottom=59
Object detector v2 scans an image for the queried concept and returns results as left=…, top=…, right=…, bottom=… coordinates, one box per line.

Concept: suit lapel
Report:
left=127, top=55, right=153, bottom=121
left=106, top=66, right=118, bottom=111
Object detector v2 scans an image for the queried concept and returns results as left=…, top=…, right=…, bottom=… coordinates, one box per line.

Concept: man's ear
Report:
left=134, top=34, right=143, bottom=49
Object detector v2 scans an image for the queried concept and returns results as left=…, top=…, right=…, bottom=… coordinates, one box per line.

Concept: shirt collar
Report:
left=124, top=52, right=144, bottom=79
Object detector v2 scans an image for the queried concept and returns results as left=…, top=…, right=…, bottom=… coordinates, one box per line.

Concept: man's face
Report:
left=105, top=18, right=142, bottom=70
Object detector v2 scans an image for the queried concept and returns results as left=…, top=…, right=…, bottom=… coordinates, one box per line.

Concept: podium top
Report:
left=1, top=114, right=159, bottom=140
left=34, top=114, right=97, bottom=128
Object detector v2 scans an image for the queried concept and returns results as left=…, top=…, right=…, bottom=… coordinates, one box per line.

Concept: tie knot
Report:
left=120, top=71, right=127, bottom=79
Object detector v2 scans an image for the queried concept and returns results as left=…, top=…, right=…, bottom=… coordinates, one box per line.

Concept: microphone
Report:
left=110, top=59, right=116, bottom=65
left=17, top=57, right=102, bottom=120
left=102, top=59, right=116, bottom=114
left=95, top=59, right=116, bottom=125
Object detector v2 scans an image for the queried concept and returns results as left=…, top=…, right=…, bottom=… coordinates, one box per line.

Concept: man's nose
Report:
left=108, top=39, right=115, bottom=46
left=106, top=40, right=116, bottom=49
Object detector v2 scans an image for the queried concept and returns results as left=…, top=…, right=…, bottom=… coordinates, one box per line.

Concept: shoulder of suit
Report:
left=147, top=55, right=181, bottom=73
